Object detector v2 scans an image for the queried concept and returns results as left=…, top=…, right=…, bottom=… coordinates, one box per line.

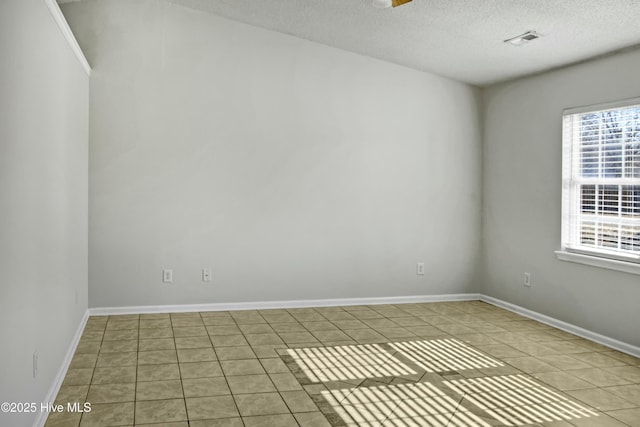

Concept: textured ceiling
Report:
left=58, top=0, right=640, bottom=86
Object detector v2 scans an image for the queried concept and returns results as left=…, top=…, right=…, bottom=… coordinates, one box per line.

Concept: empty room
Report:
left=1, top=0, right=640, bottom=426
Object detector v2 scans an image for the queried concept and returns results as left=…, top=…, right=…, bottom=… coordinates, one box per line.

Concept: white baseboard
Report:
left=480, top=295, right=640, bottom=358
left=88, top=293, right=481, bottom=316
left=34, top=309, right=90, bottom=427
left=90, top=294, right=639, bottom=358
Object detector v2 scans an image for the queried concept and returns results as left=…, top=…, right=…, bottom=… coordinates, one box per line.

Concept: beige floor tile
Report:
left=100, top=339, right=138, bottom=353
left=605, top=384, right=640, bottom=406
left=210, top=335, right=249, bottom=347
left=269, top=372, right=303, bottom=391
left=171, top=318, right=204, bottom=328
left=54, top=384, right=89, bottom=405
left=293, top=412, right=332, bottom=427
left=533, top=371, right=596, bottom=391
left=96, top=351, right=137, bottom=367
left=62, top=368, right=94, bottom=386
left=503, top=356, right=559, bottom=373
left=138, top=338, right=176, bottom=351
left=79, top=401, right=134, bottom=427
left=200, top=311, right=234, bottom=319
left=137, top=363, right=180, bottom=382
left=570, top=368, right=633, bottom=387
left=44, top=411, right=82, bottom=427
left=177, top=348, right=217, bottom=363
left=568, top=414, right=630, bottom=426
left=206, top=325, right=243, bottom=336
left=175, top=336, right=212, bottom=349
left=102, top=329, right=138, bottom=341
left=280, top=390, right=318, bottom=413
left=230, top=312, right=266, bottom=324
left=607, top=408, right=640, bottom=426
left=238, top=324, right=275, bottom=334
left=75, top=340, right=102, bottom=354
left=606, top=351, right=640, bottom=366
left=135, top=399, right=188, bottom=424
left=260, top=358, right=290, bottom=373
left=105, top=320, right=138, bottom=331
left=136, top=423, right=188, bottom=427
left=139, top=319, right=171, bottom=329
left=70, top=353, right=98, bottom=369
left=311, top=330, right=352, bottom=342
left=81, top=330, right=105, bottom=341
left=571, top=352, right=630, bottom=368
left=539, top=354, right=595, bottom=370
left=86, top=316, right=108, bottom=326
left=91, top=366, right=136, bottom=384
left=226, top=374, right=275, bottom=394
left=183, top=377, right=231, bottom=397
left=136, top=380, right=184, bottom=400
left=179, top=361, right=223, bottom=378
left=302, top=321, right=339, bottom=332
left=332, top=320, right=367, bottom=330
left=139, top=313, right=170, bottom=319
left=270, top=323, right=307, bottom=333
left=244, top=333, right=285, bottom=346
left=251, top=345, right=287, bottom=358
left=138, top=350, right=178, bottom=365
left=342, top=328, right=387, bottom=342
left=475, top=343, right=529, bottom=358
left=173, top=326, right=208, bottom=337
left=215, top=345, right=256, bottom=360
left=221, top=359, right=265, bottom=376
left=568, top=388, right=637, bottom=411
left=377, top=327, right=417, bottom=339
left=86, top=383, right=135, bottom=403
left=139, top=327, right=173, bottom=339
left=233, top=392, right=290, bottom=416
left=260, top=311, right=297, bottom=322
left=324, top=312, right=357, bottom=322
left=242, top=413, right=298, bottom=426
left=186, top=396, right=239, bottom=420
left=605, top=366, right=640, bottom=383
left=189, top=418, right=244, bottom=427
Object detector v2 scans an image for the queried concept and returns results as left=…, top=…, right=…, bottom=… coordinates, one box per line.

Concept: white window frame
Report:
left=556, top=97, right=640, bottom=275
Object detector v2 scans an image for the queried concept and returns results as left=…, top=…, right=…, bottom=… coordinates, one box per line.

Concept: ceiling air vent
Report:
left=504, top=30, right=541, bottom=46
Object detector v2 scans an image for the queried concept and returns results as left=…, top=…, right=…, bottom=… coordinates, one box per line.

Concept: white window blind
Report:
left=561, top=98, right=640, bottom=263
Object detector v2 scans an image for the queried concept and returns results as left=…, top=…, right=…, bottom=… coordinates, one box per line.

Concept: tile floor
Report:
left=45, top=301, right=640, bottom=427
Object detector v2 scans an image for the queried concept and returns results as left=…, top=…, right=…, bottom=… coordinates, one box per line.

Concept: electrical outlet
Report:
left=202, top=268, right=212, bottom=282
left=417, top=262, right=425, bottom=275
left=162, top=269, right=173, bottom=283
left=33, top=351, right=38, bottom=379
left=524, top=272, right=531, bottom=287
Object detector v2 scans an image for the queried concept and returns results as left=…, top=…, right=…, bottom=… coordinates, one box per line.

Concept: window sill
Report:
left=555, top=250, right=640, bottom=276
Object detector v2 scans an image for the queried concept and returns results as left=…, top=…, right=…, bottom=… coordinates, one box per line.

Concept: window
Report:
left=560, top=98, right=640, bottom=267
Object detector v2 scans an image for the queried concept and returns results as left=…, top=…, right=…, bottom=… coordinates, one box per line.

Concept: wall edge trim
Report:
left=42, top=0, right=91, bottom=75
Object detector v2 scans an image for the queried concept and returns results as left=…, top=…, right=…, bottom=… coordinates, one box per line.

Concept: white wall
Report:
left=61, top=0, right=483, bottom=308
left=482, top=48, right=640, bottom=347
left=0, top=1, right=89, bottom=426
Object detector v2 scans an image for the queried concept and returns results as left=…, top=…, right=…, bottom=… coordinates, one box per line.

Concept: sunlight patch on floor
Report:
left=322, top=382, right=492, bottom=427
left=286, top=344, right=416, bottom=382
left=390, top=339, right=504, bottom=372
left=444, top=374, right=599, bottom=426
